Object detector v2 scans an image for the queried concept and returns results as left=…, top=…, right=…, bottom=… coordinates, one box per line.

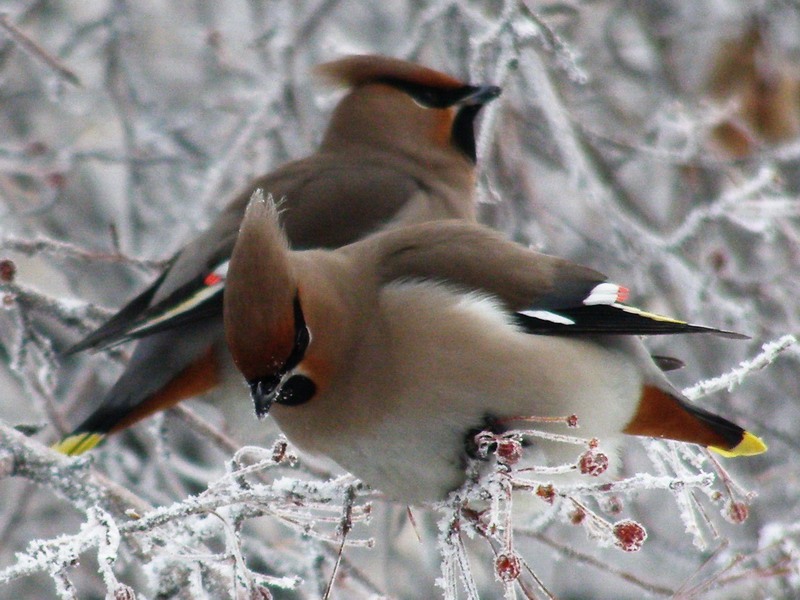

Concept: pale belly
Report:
left=270, top=284, right=646, bottom=504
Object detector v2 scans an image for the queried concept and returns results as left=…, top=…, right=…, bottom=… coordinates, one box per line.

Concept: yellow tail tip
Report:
left=52, top=433, right=105, bottom=456
left=710, top=432, right=767, bottom=458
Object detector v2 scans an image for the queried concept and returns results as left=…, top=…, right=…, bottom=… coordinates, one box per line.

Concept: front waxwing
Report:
left=223, top=195, right=766, bottom=505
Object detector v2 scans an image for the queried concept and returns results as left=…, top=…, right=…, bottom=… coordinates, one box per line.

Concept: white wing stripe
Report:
left=583, top=282, right=628, bottom=306
left=127, top=260, right=229, bottom=336
left=518, top=309, right=576, bottom=326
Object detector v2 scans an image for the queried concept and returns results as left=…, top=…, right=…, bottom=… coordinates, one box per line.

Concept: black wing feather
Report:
left=64, top=267, right=171, bottom=354
left=513, top=304, right=748, bottom=339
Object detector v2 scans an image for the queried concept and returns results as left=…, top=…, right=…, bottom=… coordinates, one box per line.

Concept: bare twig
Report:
left=0, top=13, right=82, bottom=87
left=2, top=235, right=167, bottom=270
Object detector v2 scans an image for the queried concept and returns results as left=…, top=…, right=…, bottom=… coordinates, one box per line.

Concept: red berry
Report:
left=613, top=520, right=647, bottom=552
left=724, top=501, right=749, bottom=524
left=0, top=260, right=15, bottom=282
left=536, top=484, right=555, bottom=504
left=271, top=440, right=287, bottom=463
left=46, top=172, right=67, bottom=189
left=495, top=553, right=521, bottom=583
left=496, top=438, right=522, bottom=465
left=113, top=585, right=136, bottom=600
left=578, top=450, right=609, bottom=476
left=569, top=508, right=586, bottom=525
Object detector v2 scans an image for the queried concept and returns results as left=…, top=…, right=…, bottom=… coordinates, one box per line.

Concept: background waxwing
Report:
left=54, top=55, right=501, bottom=455
left=224, top=193, right=766, bottom=505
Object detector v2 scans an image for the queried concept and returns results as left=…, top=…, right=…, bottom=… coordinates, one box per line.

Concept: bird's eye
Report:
left=412, top=90, right=438, bottom=108
left=276, top=374, right=316, bottom=406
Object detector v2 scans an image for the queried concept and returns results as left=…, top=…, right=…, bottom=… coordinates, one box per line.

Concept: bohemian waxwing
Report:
left=55, top=55, right=501, bottom=455
left=224, top=192, right=767, bottom=505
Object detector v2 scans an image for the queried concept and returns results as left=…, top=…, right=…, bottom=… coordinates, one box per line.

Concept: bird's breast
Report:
left=268, top=282, right=646, bottom=504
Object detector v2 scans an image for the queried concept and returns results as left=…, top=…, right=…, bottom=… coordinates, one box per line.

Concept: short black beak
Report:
left=451, top=85, right=501, bottom=163
left=249, top=375, right=281, bottom=419
left=460, top=84, right=502, bottom=106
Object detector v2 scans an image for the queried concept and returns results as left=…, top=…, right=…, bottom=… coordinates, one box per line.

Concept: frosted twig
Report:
left=169, top=405, right=245, bottom=456
left=519, top=531, right=675, bottom=596
left=196, top=96, right=282, bottom=214
left=684, top=334, right=797, bottom=399
left=0, top=508, right=120, bottom=587
left=551, top=472, right=714, bottom=497
left=673, top=540, right=797, bottom=599
left=644, top=442, right=713, bottom=549
left=513, top=0, right=587, bottom=84
left=0, top=421, right=152, bottom=515
left=322, top=485, right=357, bottom=600
left=0, top=424, right=367, bottom=589
left=1, top=280, right=114, bottom=329
left=516, top=43, right=662, bottom=258
left=437, top=495, right=481, bottom=600
left=664, top=166, right=778, bottom=249
left=1, top=235, right=167, bottom=270
left=397, top=0, right=457, bottom=58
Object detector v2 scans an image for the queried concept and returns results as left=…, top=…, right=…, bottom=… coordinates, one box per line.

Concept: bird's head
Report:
left=316, top=54, right=501, bottom=163
left=224, top=191, right=317, bottom=417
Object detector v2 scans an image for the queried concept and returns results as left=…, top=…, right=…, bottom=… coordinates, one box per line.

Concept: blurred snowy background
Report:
left=1, top=1, right=799, bottom=598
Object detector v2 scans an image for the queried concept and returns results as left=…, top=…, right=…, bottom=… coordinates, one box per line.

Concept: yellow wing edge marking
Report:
left=710, top=431, right=767, bottom=457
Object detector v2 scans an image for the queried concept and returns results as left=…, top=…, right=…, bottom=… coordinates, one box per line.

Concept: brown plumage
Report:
left=55, top=55, right=500, bottom=455
left=224, top=193, right=766, bottom=504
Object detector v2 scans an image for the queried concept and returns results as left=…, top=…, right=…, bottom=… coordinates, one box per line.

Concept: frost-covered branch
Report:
left=684, top=334, right=798, bottom=399
left=0, top=429, right=375, bottom=597
left=1, top=236, right=167, bottom=270
left=0, top=421, right=152, bottom=515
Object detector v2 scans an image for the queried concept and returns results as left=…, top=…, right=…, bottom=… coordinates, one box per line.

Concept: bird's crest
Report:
left=316, top=54, right=465, bottom=91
